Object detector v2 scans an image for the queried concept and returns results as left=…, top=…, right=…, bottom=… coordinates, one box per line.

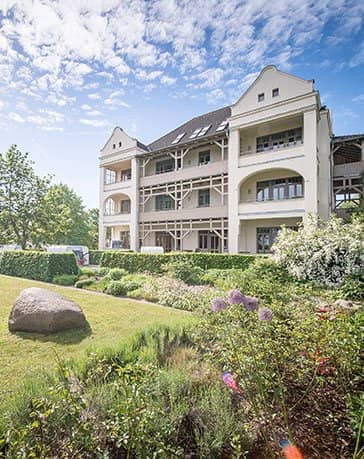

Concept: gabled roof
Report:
left=147, top=106, right=231, bottom=152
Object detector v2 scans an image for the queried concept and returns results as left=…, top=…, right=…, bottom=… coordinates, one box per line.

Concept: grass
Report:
left=0, top=274, right=191, bottom=412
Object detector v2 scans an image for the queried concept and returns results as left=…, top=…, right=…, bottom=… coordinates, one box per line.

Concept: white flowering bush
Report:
left=272, top=214, right=364, bottom=287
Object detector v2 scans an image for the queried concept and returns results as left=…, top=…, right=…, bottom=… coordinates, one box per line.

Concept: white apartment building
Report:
left=99, top=66, right=364, bottom=254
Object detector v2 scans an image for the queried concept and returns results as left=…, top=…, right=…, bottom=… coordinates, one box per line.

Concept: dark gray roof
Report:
left=136, top=140, right=149, bottom=151
left=147, top=106, right=231, bottom=152
left=333, top=134, right=364, bottom=143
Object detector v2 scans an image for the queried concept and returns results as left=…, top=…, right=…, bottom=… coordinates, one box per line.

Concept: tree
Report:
left=87, top=208, right=99, bottom=249
left=42, top=184, right=95, bottom=247
left=0, top=145, right=51, bottom=249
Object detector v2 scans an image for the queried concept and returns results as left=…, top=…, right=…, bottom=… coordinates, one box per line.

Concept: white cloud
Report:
left=1, top=0, right=363, bottom=119
left=9, top=112, right=25, bottom=122
left=81, top=104, right=92, bottom=110
left=160, top=75, right=176, bottom=85
left=352, top=94, right=364, bottom=102
left=80, top=118, right=109, bottom=127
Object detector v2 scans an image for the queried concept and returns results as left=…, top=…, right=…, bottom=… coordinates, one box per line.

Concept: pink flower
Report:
left=228, top=289, right=245, bottom=304
left=211, top=297, right=228, bottom=312
left=258, top=307, right=273, bottom=322
left=243, top=296, right=259, bottom=312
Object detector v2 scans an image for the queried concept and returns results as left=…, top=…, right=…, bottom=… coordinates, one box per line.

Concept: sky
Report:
left=0, top=0, right=363, bottom=209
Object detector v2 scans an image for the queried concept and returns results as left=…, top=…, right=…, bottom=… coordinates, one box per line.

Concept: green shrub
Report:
left=80, top=267, right=95, bottom=277
left=165, top=260, right=204, bottom=285
left=197, top=288, right=363, bottom=458
left=0, top=251, right=79, bottom=282
left=105, top=280, right=125, bottom=296
left=101, top=251, right=259, bottom=273
left=336, top=274, right=364, bottom=301
left=98, top=266, right=110, bottom=277
left=52, top=274, right=79, bottom=286
left=107, top=267, right=128, bottom=280
left=74, top=278, right=95, bottom=289
left=1, top=324, right=251, bottom=458
left=89, top=250, right=104, bottom=265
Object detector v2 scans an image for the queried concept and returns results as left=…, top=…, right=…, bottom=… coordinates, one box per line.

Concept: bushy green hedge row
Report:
left=89, top=250, right=104, bottom=265
left=0, top=251, right=79, bottom=282
left=101, top=251, right=259, bottom=273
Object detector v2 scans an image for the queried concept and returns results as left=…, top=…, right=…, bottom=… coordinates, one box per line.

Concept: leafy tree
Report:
left=87, top=207, right=99, bottom=249
left=42, top=184, right=95, bottom=247
left=0, top=145, right=51, bottom=249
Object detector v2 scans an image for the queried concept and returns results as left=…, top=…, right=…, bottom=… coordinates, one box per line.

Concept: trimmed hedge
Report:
left=0, top=251, right=79, bottom=282
left=101, top=251, right=259, bottom=273
left=89, top=250, right=104, bottom=265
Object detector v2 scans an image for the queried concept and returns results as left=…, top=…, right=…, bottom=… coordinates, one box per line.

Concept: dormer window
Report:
left=258, top=93, right=264, bottom=102
left=272, top=88, right=279, bottom=97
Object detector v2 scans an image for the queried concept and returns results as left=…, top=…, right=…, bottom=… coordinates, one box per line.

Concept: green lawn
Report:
left=0, top=275, right=190, bottom=410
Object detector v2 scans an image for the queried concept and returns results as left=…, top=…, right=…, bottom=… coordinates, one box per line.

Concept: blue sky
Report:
left=0, top=0, right=363, bottom=209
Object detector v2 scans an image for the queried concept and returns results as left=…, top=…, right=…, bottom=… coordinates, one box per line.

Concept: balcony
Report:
left=240, top=139, right=303, bottom=156
left=140, top=159, right=228, bottom=187
left=238, top=197, right=305, bottom=220
left=103, top=211, right=131, bottom=224
left=333, top=160, right=364, bottom=178
left=104, top=176, right=132, bottom=193
left=139, top=205, right=227, bottom=222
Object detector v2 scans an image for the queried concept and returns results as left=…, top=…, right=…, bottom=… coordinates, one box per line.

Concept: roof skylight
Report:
left=189, top=128, right=202, bottom=139
left=216, top=120, right=228, bottom=132
left=171, top=132, right=186, bottom=144
left=197, top=125, right=211, bottom=137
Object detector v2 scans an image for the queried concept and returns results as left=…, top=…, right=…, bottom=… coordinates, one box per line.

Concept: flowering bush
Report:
left=196, top=288, right=363, bottom=458
left=272, top=214, right=364, bottom=287
left=128, top=276, right=220, bottom=312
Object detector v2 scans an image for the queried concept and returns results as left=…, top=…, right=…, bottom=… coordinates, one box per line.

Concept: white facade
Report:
left=98, top=66, right=363, bottom=254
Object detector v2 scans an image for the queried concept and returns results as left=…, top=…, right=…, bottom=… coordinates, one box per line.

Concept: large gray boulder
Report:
left=8, top=287, right=88, bottom=334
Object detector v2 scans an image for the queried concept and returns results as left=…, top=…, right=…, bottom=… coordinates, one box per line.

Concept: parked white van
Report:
left=47, top=245, right=89, bottom=265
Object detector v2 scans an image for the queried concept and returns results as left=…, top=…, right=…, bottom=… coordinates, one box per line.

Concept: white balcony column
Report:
left=98, top=166, right=105, bottom=249
left=130, top=156, right=139, bottom=251
left=303, top=109, right=318, bottom=218
left=228, top=128, right=240, bottom=253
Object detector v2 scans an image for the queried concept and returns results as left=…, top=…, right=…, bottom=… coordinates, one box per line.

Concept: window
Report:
left=119, top=231, right=130, bottom=249
left=119, top=141, right=122, bottom=147
left=272, top=88, right=279, bottom=97
left=258, top=93, right=264, bottom=102
left=256, top=176, right=304, bottom=202
left=105, top=198, right=115, bottom=215
left=256, top=127, right=303, bottom=152
left=198, top=189, right=210, bottom=207
left=113, top=143, right=116, bottom=149
left=120, top=200, right=130, bottom=214
left=105, top=169, right=116, bottom=184
left=156, top=194, right=174, bottom=211
left=190, top=128, right=202, bottom=139
left=199, top=150, right=210, bottom=165
left=216, top=119, right=228, bottom=132
left=257, top=226, right=298, bottom=253
left=197, top=125, right=211, bottom=137
left=198, top=231, right=220, bottom=252
left=156, top=158, right=174, bottom=174
left=171, top=132, right=185, bottom=144
left=121, top=169, right=131, bottom=181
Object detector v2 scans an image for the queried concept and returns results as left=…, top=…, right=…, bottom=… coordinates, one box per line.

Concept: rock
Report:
left=8, top=287, right=88, bottom=334
left=333, top=299, right=354, bottom=310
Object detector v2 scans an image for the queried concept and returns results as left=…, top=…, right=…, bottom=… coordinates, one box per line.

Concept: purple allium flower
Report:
left=243, top=296, right=259, bottom=312
left=228, top=289, right=245, bottom=305
left=258, top=307, right=273, bottom=322
left=211, top=297, right=228, bottom=312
